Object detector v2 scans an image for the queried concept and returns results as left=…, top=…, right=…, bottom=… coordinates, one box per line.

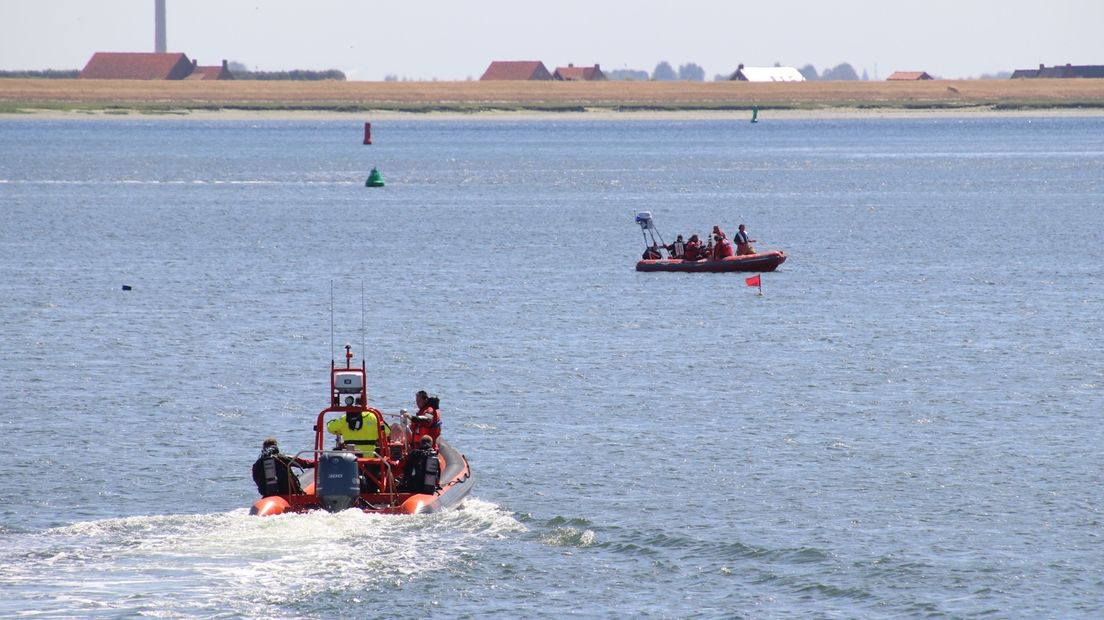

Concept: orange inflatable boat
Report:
left=636, top=250, right=787, bottom=273
left=250, top=346, right=474, bottom=516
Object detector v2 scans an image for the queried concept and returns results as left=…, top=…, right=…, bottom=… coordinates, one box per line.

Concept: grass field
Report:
left=2, top=78, right=1103, bottom=115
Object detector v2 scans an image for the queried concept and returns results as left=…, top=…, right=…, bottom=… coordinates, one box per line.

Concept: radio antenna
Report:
left=361, top=279, right=366, bottom=367
left=330, top=280, right=335, bottom=364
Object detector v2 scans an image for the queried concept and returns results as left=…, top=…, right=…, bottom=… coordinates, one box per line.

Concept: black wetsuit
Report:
left=252, top=448, right=312, bottom=496
left=402, top=448, right=440, bottom=494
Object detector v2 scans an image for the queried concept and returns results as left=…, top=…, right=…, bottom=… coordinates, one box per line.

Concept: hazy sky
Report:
left=2, top=0, right=1100, bottom=80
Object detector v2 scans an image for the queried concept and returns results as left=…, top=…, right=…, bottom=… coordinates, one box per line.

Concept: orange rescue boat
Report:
left=636, top=251, right=787, bottom=273
left=250, top=346, right=474, bottom=516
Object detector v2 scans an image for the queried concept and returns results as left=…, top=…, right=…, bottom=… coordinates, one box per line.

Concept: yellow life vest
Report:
left=327, top=411, right=387, bottom=455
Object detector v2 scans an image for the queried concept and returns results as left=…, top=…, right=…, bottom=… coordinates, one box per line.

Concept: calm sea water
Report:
left=1, top=114, right=1102, bottom=618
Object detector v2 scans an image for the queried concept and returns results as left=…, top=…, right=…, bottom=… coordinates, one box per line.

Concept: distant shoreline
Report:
left=6, top=107, right=1104, bottom=122
left=2, top=78, right=1103, bottom=120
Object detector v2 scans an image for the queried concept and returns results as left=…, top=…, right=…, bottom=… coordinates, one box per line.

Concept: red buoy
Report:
left=363, top=122, right=372, bottom=145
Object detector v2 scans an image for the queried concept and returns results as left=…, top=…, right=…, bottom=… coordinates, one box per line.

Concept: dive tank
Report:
left=317, top=451, right=360, bottom=512
left=421, top=453, right=441, bottom=494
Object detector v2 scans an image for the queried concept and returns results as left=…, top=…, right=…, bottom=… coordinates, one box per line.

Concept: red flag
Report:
left=745, top=274, right=761, bottom=287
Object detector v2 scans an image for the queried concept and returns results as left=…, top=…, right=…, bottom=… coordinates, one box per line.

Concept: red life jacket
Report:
left=713, top=239, right=734, bottom=260
left=410, top=406, right=441, bottom=446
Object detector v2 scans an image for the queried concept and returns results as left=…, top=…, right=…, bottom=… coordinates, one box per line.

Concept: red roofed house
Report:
left=187, top=59, right=235, bottom=80
left=553, top=63, right=606, bottom=81
left=887, top=71, right=934, bottom=81
left=80, top=52, right=195, bottom=79
left=480, top=61, right=553, bottom=81
left=79, top=52, right=234, bottom=80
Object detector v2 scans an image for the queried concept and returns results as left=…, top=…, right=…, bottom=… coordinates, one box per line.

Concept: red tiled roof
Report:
left=188, top=65, right=234, bottom=80
left=553, top=65, right=606, bottom=81
left=887, top=71, right=933, bottom=81
left=80, top=52, right=195, bottom=80
left=480, top=61, right=553, bottom=81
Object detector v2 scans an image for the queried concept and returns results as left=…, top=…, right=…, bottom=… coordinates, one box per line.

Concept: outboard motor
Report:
left=317, top=451, right=360, bottom=512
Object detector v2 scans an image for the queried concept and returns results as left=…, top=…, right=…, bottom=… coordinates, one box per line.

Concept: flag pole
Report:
left=745, top=273, right=763, bottom=295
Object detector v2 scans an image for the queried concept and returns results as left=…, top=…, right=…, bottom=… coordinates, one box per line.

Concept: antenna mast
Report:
left=330, top=280, right=335, bottom=363
left=361, top=280, right=366, bottom=367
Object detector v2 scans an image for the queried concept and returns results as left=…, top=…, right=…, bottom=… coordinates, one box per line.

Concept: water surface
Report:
left=1, top=116, right=1102, bottom=618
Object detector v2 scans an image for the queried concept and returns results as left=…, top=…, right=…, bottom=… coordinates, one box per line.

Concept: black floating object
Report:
left=122, top=285, right=132, bottom=291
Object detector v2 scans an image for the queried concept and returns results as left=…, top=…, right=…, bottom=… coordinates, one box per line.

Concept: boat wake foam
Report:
left=0, top=499, right=524, bottom=617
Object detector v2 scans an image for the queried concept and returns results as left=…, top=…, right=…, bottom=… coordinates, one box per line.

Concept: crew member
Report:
left=712, top=233, right=734, bottom=260
left=642, top=245, right=662, bottom=260
left=252, top=437, right=314, bottom=497
left=667, top=235, right=686, bottom=259
left=409, top=391, right=442, bottom=448
left=402, top=435, right=441, bottom=494
left=327, top=410, right=388, bottom=456
left=734, top=224, right=757, bottom=256
left=712, top=225, right=727, bottom=240
left=684, top=234, right=702, bottom=261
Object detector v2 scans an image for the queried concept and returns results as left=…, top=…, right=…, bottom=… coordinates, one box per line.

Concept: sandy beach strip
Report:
left=2, top=78, right=1103, bottom=121
left=5, top=107, right=1104, bottom=123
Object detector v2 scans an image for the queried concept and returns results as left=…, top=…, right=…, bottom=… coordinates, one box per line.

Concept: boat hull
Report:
left=636, top=251, right=786, bottom=273
left=250, top=438, right=473, bottom=516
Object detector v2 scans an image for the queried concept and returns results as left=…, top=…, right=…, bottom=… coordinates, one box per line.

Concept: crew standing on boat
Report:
left=408, top=390, right=442, bottom=448
left=327, top=410, right=388, bottom=456
left=734, top=224, right=757, bottom=256
left=252, top=437, right=314, bottom=497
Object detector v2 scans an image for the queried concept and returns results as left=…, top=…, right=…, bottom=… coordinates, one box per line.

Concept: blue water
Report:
left=1, top=115, right=1102, bottom=618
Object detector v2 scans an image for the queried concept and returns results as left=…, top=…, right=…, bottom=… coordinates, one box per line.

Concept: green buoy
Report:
left=751, top=106, right=759, bottom=123
left=365, top=167, right=385, bottom=187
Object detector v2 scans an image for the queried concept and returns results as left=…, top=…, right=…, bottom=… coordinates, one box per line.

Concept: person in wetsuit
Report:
left=402, top=435, right=441, bottom=494
left=252, top=437, right=314, bottom=497
left=666, top=235, right=686, bottom=259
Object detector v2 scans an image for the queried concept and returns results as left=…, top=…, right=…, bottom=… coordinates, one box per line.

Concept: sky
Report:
left=1, top=0, right=1100, bottom=80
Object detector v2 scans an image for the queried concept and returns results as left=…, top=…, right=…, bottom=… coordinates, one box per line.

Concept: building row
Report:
left=72, top=53, right=1104, bottom=82
left=1010, top=63, right=1104, bottom=79
left=80, top=52, right=233, bottom=80
left=479, top=61, right=607, bottom=81
left=479, top=61, right=809, bottom=82
left=889, top=64, right=1104, bottom=81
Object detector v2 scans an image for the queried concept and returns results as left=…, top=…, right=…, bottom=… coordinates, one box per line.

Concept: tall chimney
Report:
left=155, top=0, right=167, bottom=53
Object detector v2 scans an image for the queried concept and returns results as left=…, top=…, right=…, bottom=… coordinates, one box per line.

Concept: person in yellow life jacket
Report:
left=326, top=410, right=389, bottom=456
